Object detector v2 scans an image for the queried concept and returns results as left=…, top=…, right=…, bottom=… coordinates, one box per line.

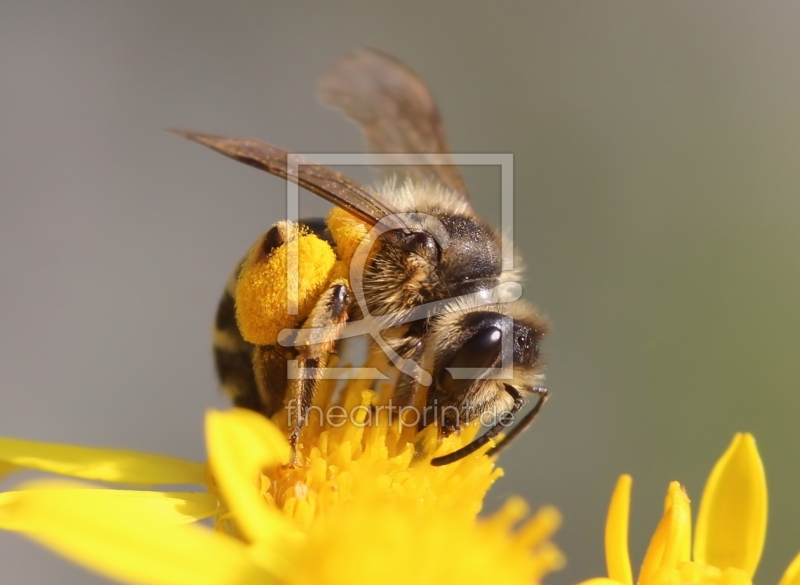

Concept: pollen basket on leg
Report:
left=235, top=224, right=337, bottom=346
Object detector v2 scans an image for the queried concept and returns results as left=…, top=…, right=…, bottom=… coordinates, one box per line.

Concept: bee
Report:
left=173, top=48, right=549, bottom=466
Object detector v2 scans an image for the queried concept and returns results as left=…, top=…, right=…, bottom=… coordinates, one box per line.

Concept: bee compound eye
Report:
left=438, top=326, right=503, bottom=395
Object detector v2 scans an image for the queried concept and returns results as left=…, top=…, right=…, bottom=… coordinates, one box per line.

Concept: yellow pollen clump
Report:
left=235, top=230, right=336, bottom=345
left=326, top=207, right=370, bottom=265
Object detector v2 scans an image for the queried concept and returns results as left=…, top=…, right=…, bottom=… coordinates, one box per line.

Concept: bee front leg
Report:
left=393, top=339, right=425, bottom=408
left=286, top=280, right=350, bottom=464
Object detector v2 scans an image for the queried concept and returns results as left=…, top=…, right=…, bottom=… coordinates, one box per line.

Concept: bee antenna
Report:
left=430, top=385, right=548, bottom=467
left=486, top=386, right=549, bottom=458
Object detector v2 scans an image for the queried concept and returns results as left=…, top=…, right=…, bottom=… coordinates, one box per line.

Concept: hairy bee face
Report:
left=363, top=221, right=502, bottom=314
left=424, top=306, right=548, bottom=437
left=181, top=48, right=550, bottom=466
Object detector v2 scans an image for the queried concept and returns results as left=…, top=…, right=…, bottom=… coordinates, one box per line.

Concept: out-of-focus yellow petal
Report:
left=0, top=438, right=205, bottom=485
left=640, top=494, right=671, bottom=584
left=660, top=482, right=692, bottom=569
left=577, top=578, right=625, bottom=585
left=647, top=567, right=682, bottom=585
left=605, top=475, right=633, bottom=585
left=640, top=482, right=689, bottom=584
left=0, top=481, right=216, bottom=530
left=694, top=433, right=767, bottom=577
left=0, top=460, right=18, bottom=480
left=721, top=567, right=754, bottom=585
left=0, top=481, right=271, bottom=585
left=286, top=494, right=562, bottom=585
left=205, top=409, right=294, bottom=550
left=778, top=550, right=800, bottom=585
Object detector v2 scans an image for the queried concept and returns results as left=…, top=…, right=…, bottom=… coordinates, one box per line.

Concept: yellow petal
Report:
left=640, top=482, right=691, bottom=585
left=659, top=482, right=692, bottom=568
left=648, top=567, right=682, bottom=585
left=640, top=494, right=671, bottom=583
left=0, top=460, right=18, bottom=480
left=577, top=579, right=626, bottom=585
left=0, top=482, right=272, bottom=585
left=0, top=481, right=217, bottom=530
left=694, top=433, right=767, bottom=576
left=205, top=409, right=293, bottom=547
left=0, top=437, right=205, bottom=485
left=778, top=550, right=800, bottom=585
left=721, top=567, right=753, bottom=585
left=605, top=475, right=634, bottom=585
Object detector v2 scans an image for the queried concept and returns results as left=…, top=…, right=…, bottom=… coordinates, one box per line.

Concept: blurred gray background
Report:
left=2, top=2, right=799, bottom=584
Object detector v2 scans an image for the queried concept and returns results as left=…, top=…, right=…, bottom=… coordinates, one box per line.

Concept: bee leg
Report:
left=390, top=319, right=428, bottom=416
left=393, top=339, right=425, bottom=407
left=287, top=354, right=328, bottom=462
left=286, top=280, right=350, bottom=463
left=429, top=385, right=547, bottom=466
left=251, top=344, right=290, bottom=417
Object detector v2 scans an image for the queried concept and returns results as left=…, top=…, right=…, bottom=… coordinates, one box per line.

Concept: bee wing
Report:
left=318, top=48, right=472, bottom=205
left=170, top=129, right=408, bottom=229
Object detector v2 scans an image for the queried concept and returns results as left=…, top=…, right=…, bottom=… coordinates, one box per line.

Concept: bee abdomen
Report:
left=212, top=270, right=261, bottom=411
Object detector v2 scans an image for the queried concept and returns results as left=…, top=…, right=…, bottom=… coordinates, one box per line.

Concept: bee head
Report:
left=433, top=308, right=547, bottom=399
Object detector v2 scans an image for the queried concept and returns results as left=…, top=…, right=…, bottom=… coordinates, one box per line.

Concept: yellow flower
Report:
left=0, top=385, right=563, bottom=585
left=582, top=433, right=800, bottom=585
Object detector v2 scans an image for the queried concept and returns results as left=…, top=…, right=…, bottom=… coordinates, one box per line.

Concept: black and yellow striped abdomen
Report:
left=213, top=265, right=259, bottom=410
